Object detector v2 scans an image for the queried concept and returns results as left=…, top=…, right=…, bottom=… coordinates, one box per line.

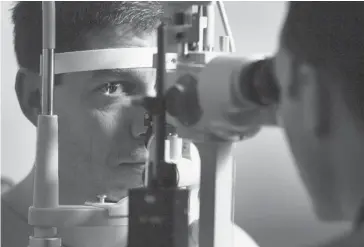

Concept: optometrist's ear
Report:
left=15, top=68, right=42, bottom=126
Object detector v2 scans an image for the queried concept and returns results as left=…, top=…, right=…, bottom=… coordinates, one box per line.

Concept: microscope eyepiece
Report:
left=165, top=74, right=203, bottom=127
left=239, top=58, right=280, bottom=107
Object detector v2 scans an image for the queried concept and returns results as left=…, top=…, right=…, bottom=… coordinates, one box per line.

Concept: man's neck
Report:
left=2, top=169, right=35, bottom=219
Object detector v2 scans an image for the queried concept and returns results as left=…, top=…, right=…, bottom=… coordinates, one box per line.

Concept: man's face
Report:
left=272, top=47, right=346, bottom=220
left=53, top=29, right=156, bottom=204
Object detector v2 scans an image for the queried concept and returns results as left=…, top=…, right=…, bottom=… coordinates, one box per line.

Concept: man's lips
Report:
left=119, top=162, right=145, bottom=166
left=117, top=162, right=146, bottom=172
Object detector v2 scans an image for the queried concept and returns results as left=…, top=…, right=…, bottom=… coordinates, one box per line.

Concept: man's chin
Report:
left=105, top=190, right=129, bottom=203
left=105, top=185, right=144, bottom=203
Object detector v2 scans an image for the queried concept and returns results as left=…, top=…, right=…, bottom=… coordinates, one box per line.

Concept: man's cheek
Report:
left=58, top=117, right=88, bottom=159
left=56, top=109, right=94, bottom=152
left=90, top=109, right=126, bottom=138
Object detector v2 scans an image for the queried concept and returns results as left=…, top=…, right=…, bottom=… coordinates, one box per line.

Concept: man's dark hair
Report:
left=281, top=2, right=364, bottom=121
left=11, top=1, right=163, bottom=74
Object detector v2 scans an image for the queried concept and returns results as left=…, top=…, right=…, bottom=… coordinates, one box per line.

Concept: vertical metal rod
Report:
left=197, top=6, right=204, bottom=52
left=42, top=2, right=55, bottom=115
left=30, top=2, right=59, bottom=243
left=203, top=3, right=215, bottom=51
left=42, top=51, right=54, bottom=115
left=198, top=142, right=234, bottom=247
left=219, top=36, right=230, bottom=52
left=151, top=23, right=167, bottom=186
left=216, top=1, right=236, bottom=52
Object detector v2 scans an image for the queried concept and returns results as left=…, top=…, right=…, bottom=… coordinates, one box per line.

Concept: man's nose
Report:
left=130, top=110, right=149, bottom=139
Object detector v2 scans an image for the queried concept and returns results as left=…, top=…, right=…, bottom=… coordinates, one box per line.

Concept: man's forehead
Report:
left=83, top=26, right=157, bottom=50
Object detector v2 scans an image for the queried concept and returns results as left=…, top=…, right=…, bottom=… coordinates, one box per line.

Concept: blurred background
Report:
left=1, top=1, right=351, bottom=247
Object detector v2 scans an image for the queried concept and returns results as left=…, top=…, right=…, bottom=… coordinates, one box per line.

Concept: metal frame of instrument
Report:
left=28, top=1, right=237, bottom=247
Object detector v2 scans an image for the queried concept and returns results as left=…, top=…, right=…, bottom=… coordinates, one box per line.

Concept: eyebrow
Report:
left=92, top=68, right=140, bottom=79
left=90, top=68, right=157, bottom=91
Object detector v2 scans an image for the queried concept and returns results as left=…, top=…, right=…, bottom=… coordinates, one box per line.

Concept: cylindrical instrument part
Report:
left=203, top=3, right=215, bottom=51
left=41, top=2, right=55, bottom=115
left=33, top=115, right=59, bottom=208
left=176, top=140, right=200, bottom=188
left=197, top=6, right=204, bottom=52
left=29, top=236, right=61, bottom=247
left=167, top=135, right=183, bottom=161
left=42, top=2, right=56, bottom=49
left=219, top=36, right=230, bottom=52
left=30, top=2, right=59, bottom=245
left=34, top=227, right=57, bottom=238
left=41, top=49, right=55, bottom=115
left=147, top=136, right=201, bottom=188
left=217, top=1, right=236, bottom=52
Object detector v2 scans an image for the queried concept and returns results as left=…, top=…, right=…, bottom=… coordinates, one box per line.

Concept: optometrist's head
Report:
left=274, top=2, right=364, bottom=222
left=12, top=1, right=163, bottom=204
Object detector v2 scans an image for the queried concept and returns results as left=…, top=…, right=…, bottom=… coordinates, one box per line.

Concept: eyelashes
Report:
left=97, top=81, right=137, bottom=96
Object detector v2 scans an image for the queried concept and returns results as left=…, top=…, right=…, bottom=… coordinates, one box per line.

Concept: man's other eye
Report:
left=98, top=81, right=136, bottom=96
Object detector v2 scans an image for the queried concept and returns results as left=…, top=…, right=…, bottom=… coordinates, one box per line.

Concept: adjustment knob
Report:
left=219, top=36, right=230, bottom=52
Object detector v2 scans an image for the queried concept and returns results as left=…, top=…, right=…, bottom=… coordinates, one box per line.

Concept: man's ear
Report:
left=297, top=63, right=331, bottom=138
left=15, top=69, right=42, bottom=126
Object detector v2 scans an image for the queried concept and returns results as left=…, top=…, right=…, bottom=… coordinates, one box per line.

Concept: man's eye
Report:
left=98, top=81, right=135, bottom=96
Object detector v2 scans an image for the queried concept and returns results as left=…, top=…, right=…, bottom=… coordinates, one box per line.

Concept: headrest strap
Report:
left=40, top=47, right=157, bottom=75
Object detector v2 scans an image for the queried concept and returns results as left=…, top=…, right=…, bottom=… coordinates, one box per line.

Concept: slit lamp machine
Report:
left=29, top=1, right=279, bottom=247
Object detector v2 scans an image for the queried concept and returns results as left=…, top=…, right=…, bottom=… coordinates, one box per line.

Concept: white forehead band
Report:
left=39, top=47, right=176, bottom=75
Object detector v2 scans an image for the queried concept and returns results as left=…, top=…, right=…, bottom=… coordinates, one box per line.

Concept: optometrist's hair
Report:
left=11, top=1, right=163, bottom=74
left=281, top=2, right=364, bottom=121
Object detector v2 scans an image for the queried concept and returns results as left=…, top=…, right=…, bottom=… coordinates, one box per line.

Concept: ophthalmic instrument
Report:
left=28, top=1, right=279, bottom=247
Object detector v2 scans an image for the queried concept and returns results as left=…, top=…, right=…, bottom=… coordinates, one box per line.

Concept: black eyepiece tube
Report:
left=239, top=58, right=280, bottom=106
